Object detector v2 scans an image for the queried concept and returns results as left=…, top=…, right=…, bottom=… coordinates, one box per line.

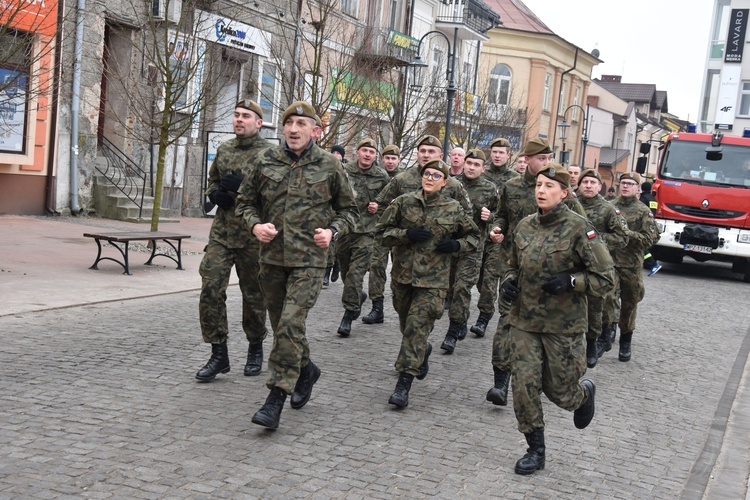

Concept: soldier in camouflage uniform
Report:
left=604, top=172, right=659, bottom=363
left=376, top=159, right=479, bottom=409
left=335, top=139, right=390, bottom=337
left=485, top=140, right=586, bottom=407
left=577, top=169, right=630, bottom=368
left=470, top=137, right=518, bottom=338
left=441, top=149, right=498, bottom=353
left=236, top=101, right=358, bottom=430
left=363, top=144, right=402, bottom=325
left=195, top=99, right=269, bottom=383
left=500, top=165, right=614, bottom=475
left=323, top=145, right=347, bottom=286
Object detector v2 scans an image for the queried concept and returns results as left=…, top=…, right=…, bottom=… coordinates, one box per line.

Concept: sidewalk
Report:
left=0, top=215, right=219, bottom=317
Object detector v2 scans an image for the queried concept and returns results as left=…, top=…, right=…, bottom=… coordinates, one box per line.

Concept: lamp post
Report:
left=557, top=104, right=589, bottom=167
left=409, top=28, right=458, bottom=155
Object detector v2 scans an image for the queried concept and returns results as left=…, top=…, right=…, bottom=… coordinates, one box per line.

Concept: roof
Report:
left=596, top=80, right=658, bottom=106
left=483, top=0, right=553, bottom=34
left=598, top=148, right=631, bottom=167
left=655, top=91, right=668, bottom=112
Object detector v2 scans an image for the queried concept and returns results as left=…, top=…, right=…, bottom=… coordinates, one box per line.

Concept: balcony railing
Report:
left=354, top=28, right=419, bottom=68
left=435, top=0, right=499, bottom=35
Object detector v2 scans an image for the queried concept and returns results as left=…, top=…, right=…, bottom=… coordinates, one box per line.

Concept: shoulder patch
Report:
left=615, top=209, right=621, bottom=215
left=587, top=229, right=597, bottom=239
left=648, top=212, right=654, bottom=218
left=390, top=198, right=396, bottom=205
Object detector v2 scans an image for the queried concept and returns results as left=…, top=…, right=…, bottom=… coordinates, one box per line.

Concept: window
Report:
left=739, top=81, right=750, bottom=116
left=431, top=46, right=445, bottom=85
left=542, top=74, right=550, bottom=112
left=389, top=0, right=399, bottom=30
left=488, top=64, right=511, bottom=106
left=572, top=87, right=581, bottom=120
left=557, top=80, right=566, bottom=115
left=258, top=61, right=278, bottom=123
left=462, top=61, right=473, bottom=92
left=303, top=72, right=323, bottom=105
left=340, top=0, right=359, bottom=18
left=0, top=29, right=31, bottom=154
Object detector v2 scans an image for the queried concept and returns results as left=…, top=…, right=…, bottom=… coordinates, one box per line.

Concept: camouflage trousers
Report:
left=509, top=327, right=587, bottom=434
left=491, top=314, right=511, bottom=370
left=259, top=264, right=324, bottom=395
left=476, top=241, right=504, bottom=314
left=335, top=233, right=373, bottom=311
left=391, top=282, right=446, bottom=377
left=615, top=266, right=644, bottom=333
left=198, top=241, right=267, bottom=345
left=448, top=246, right=483, bottom=323
left=326, top=241, right=337, bottom=267
left=602, top=272, right=621, bottom=325
left=586, top=295, right=603, bottom=341
left=367, top=243, right=390, bottom=301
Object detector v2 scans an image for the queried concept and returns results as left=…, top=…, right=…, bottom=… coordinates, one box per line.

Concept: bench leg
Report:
left=144, top=239, right=184, bottom=270
left=89, top=239, right=131, bottom=275
left=89, top=238, right=103, bottom=270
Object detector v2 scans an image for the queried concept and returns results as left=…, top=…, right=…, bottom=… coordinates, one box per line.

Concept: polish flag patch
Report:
left=586, top=229, right=597, bottom=239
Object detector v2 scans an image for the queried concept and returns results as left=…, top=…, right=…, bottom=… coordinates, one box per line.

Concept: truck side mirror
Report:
left=635, top=157, right=647, bottom=174
left=639, top=143, right=651, bottom=155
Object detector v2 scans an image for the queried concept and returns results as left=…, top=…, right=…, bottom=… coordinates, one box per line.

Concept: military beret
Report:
left=236, top=99, right=263, bottom=119
left=536, top=163, right=570, bottom=188
left=331, top=145, right=345, bottom=157
left=620, top=172, right=641, bottom=184
left=520, top=137, right=552, bottom=157
left=490, top=138, right=511, bottom=149
left=416, top=135, right=442, bottom=150
left=381, top=144, right=401, bottom=157
left=419, top=159, right=450, bottom=179
left=357, top=138, right=377, bottom=150
left=578, top=169, right=602, bottom=183
left=465, top=148, right=486, bottom=161
left=314, top=115, right=322, bottom=127
left=281, top=101, right=318, bottom=124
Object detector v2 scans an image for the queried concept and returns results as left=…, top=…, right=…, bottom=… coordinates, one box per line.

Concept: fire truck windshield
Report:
left=660, top=141, right=750, bottom=188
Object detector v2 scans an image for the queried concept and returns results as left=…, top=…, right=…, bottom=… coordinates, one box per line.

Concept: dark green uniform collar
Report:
left=537, top=202, right=567, bottom=224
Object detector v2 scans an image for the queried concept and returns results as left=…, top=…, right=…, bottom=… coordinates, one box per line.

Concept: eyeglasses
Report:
left=422, top=171, right=444, bottom=181
left=620, top=181, right=638, bottom=187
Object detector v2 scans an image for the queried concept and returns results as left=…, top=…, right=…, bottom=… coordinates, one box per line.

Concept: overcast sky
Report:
left=519, top=0, right=715, bottom=123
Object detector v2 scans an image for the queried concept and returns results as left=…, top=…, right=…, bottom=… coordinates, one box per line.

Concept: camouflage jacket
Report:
left=495, top=170, right=586, bottom=247
left=207, top=134, right=269, bottom=248
left=612, top=195, right=660, bottom=268
left=375, top=165, right=472, bottom=216
left=505, top=203, right=615, bottom=334
left=236, top=141, right=358, bottom=268
left=578, top=194, right=630, bottom=253
left=376, top=189, right=479, bottom=289
left=455, top=173, right=498, bottom=237
left=345, top=162, right=390, bottom=235
left=483, top=162, right=518, bottom=189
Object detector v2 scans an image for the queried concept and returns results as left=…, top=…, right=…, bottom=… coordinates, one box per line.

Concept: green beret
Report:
left=536, top=163, right=570, bottom=188
left=465, top=149, right=486, bottom=161
left=314, top=115, right=322, bottom=127
left=357, top=138, right=377, bottom=150
left=381, top=144, right=401, bottom=157
left=281, top=101, right=318, bottom=125
left=490, top=138, right=511, bottom=149
left=521, top=137, right=552, bottom=157
left=578, top=169, right=602, bottom=183
left=419, top=159, right=450, bottom=178
left=416, top=135, right=442, bottom=150
left=620, top=172, right=641, bottom=184
left=236, top=99, right=263, bottom=119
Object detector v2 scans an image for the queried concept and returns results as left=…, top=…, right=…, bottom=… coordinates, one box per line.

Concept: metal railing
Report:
left=435, top=0, right=498, bottom=34
left=97, top=136, right=148, bottom=220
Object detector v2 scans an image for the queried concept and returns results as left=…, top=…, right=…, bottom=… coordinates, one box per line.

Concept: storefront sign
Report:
left=195, top=10, right=271, bottom=57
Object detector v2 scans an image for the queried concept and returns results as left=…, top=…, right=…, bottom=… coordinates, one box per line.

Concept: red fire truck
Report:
left=644, top=130, right=750, bottom=282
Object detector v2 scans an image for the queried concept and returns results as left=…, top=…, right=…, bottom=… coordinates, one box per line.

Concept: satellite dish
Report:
left=591, top=48, right=600, bottom=58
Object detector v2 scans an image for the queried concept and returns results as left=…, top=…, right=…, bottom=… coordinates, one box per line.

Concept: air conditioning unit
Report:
left=152, top=0, right=182, bottom=23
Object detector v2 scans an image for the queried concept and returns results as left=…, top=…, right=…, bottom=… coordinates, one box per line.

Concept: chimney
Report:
left=600, top=75, right=622, bottom=83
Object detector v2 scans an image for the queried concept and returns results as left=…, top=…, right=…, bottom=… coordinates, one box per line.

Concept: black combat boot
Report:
left=252, top=387, right=287, bottom=429
left=609, top=322, right=618, bottom=344
left=362, top=299, right=384, bottom=324
left=416, top=343, right=432, bottom=380
left=195, top=341, right=230, bottom=382
left=619, top=332, right=633, bottom=362
left=456, top=314, right=469, bottom=340
left=290, top=360, right=321, bottom=409
left=486, top=366, right=511, bottom=406
left=595, top=323, right=612, bottom=358
left=323, top=266, right=332, bottom=287
left=330, top=260, right=340, bottom=282
left=514, top=429, right=545, bottom=475
left=388, top=372, right=414, bottom=408
left=337, top=309, right=360, bottom=337
left=441, top=321, right=462, bottom=354
left=574, top=379, right=596, bottom=429
left=470, top=312, right=493, bottom=337
left=586, top=339, right=598, bottom=368
left=244, top=341, right=263, bottom=376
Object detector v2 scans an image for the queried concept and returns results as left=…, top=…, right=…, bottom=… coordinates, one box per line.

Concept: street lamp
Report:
left=409, top=28, right=458, bottom=155
left=556, top=104, right=589, bottom=167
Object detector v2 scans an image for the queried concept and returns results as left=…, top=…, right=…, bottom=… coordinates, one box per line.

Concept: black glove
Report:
left=500, top=279, right=520, bottom=303
left=219, top=173, right=243, bottom=193
left=406, top=227, right=433, bottom=243
left=541, top=273, right=574, bottom=295
left=435, top=238, right=460, bottom=253
left=203, top=198, right=216, bottom=213
left=210, top=190, right=234, bottom=211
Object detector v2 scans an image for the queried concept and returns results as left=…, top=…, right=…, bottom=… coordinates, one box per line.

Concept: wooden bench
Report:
left=83, top=231, right=192, bottom=275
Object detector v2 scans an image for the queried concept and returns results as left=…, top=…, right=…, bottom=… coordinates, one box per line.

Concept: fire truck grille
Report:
left=667, top=204, right=746, bottom=219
